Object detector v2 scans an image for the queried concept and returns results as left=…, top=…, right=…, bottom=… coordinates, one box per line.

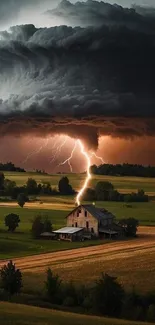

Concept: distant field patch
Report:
left=0, top=303, right=150, bottom=325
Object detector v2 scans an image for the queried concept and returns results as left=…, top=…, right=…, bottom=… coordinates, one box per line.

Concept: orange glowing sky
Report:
left=0, top=135, right=155, bottom=172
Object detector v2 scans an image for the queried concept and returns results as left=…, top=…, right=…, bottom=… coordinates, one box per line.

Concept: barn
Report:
left=54, top=204, right=123, bottom=241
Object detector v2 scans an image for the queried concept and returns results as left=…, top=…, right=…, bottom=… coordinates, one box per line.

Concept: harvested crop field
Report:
left=0, top=226, right=155, bottom=293
left=0, top=302, right=150, bottom=325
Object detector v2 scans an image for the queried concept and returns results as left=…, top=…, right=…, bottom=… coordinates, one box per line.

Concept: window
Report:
left=91, top=227, right=94, bottom=233
left=86, top=221, right=89, bottom=229
left=72, top=224, right=74, bottom=227
left=75, top=222, right=78, bottom=227
left=77, top=209, right=81, bottom=217
left=85, top=210, right=87, bottom=217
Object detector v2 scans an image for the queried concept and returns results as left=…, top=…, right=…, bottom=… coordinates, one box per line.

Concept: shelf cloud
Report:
left=0, top=1, right=155, bottom=150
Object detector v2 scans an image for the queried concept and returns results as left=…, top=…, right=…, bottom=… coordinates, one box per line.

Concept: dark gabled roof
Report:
left=82, top=205, right=115, bottom=221
left=66, top=204, right=115, bottom=222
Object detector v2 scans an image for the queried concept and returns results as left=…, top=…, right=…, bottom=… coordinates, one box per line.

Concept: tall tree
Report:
left=58, top=177, right=74, bottom=195
left=45, top=268, right=61, bottom=302
left=31, top=216, right=44, bottom=238
left=0, top=172, right=5, bottom=190
left=26, top=178, right=38, bottom=195
left=93, top=273, right=124, bottom=317
left=95, top=181, right=114, bottom=200
left=44, top=217, right=52, bottom=233
left=0, top=260, right=22, bottom=295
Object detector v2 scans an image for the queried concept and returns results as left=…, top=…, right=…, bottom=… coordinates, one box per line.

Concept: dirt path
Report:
left=0, top=226, right=154, bottom=272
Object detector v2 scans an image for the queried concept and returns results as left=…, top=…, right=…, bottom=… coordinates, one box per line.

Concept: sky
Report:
left=0, top=0, right=155, bottom=172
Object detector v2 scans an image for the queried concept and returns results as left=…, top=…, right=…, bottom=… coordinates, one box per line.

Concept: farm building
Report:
left=54, top=204, right=124, bottom=241
left=53, top=227, right=84, bottom=242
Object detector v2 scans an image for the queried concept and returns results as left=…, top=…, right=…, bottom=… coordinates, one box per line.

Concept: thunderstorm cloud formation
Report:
left=0, top=0, right=155, bottom=154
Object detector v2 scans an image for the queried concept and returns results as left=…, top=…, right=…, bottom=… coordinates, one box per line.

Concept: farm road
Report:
left=0, top=227, right=154, bottom=272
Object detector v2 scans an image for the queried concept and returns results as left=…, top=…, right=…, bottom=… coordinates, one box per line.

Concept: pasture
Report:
left=0, top=303, right=150, bottom=325
left=4, top=171, right=155, bottom=195
left=0, top=200, right=155, bottom=258
left=0, top=172, right=155, bottom=258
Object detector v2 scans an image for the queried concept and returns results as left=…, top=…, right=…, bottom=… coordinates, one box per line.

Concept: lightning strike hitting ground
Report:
left=76, top=140, right=92, bottom=206
left=90, top=152, right=104, bottom=164
left=58, top=141, right=77, bottom=172
left=23, top=138, right=49, bottom=163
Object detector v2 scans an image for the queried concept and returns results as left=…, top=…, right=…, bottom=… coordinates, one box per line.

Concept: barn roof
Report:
left=82, top=205, right=115, bottom=221
left=66, top=204, right=115, bottom=222
left=53, top=227, right=83, bottom=234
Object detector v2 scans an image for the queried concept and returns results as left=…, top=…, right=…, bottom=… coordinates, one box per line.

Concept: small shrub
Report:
left=5, top=213, right=20, bottom=232
left=17, top=193, right=28, bottom=208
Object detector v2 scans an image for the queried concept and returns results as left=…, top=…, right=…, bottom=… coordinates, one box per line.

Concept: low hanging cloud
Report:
left=0, top=3, right=155, bottom=149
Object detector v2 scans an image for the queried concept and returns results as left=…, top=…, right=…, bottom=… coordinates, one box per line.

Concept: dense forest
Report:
left=0, top=162, right=25, bottom=172
left=90, top=163, right=155, bottom=177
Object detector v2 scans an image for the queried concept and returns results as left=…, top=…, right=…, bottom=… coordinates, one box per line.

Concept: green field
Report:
left=4, top=171, right=155, bottom=194
left=0, top=303, right=151, bottom=325
left=0, top=200, right=155, bottom=258
left=0, top=172, right=155, bottom=258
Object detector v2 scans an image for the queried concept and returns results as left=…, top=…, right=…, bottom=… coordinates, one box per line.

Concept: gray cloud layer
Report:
left=46, top=0, right=155, bottom=28
left=0, top=1, right=155, bottom=148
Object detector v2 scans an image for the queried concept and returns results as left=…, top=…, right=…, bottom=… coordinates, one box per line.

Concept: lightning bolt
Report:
left=50, top=136, right=67, bottom=164
left=76, top=140, right=92, bottom=206
left=23, top=138, right=49, bottom=163
left=90, top=152, right=104, bottom=164
left=58, top=141, right=77, bottom=172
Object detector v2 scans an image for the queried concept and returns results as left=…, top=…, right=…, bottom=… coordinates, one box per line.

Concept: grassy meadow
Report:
left=4, top=171, right=155, bottom=195
left=0, top=302, right=151, bottom=325
left=0, top=171, right=155, bottom=258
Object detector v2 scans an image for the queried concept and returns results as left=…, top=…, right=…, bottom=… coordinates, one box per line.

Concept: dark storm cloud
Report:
left=46, top=0, right=155, bottom=29
left=1, top=8, right=155, bottom=148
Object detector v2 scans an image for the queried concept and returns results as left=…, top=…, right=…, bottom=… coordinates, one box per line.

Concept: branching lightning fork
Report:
left=90, top=152, right=104, bottom=164
left=58, top=141, right=77, bottom=172
left=23, top=138, right=49, bottom=163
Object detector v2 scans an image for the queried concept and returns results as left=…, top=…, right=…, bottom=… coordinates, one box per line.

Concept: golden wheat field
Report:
left=0, top=226, right=154, bottom=293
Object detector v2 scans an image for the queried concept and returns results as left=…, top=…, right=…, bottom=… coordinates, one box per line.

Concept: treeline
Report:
left=0, top=173, right=75, bottom=199
left=84, top=181, right=149, bottom=203
left=91, top=163, right=155, bottom=177
left=0, top=162, right=25, bottom=172
left=1, top=261, right=155, bottom=323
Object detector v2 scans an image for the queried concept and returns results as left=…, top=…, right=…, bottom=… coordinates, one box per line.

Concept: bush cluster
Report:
left=1, top=261, right=155, bottom=323
left=83, top=181, right=149, bottom=202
